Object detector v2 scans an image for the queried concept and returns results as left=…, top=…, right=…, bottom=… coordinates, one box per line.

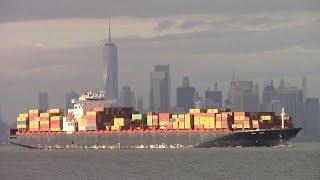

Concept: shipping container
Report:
left=132, top=114, right=143, bottom=120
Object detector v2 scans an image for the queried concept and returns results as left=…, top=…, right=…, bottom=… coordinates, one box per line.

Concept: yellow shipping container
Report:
left=159, top=121, right=168, bottom=126
left=29, top=121, right=39, bottom=128
left=50, top=128, right=61, bottom=132
left=178, top=114, right=185, bottom=118
left=189, top=109, right=201, bottom=114
left=78, top=126, right=86, bottom=131
left=236, top=124, right=243, bottom=128
left=40, top=113, right=50, bottom=118
left=17, top=125, right=27, bottom=129
left=244, top=124, right=251, bottom=128
left=231, top=124, right=237, bottom=129
left=86, top=111, right=97, bottom=116
left=40, top=120, right=50, bottom=125
left=49, top=108, right=63, bottom=114
left=78, top=119, right=87, bottom=126
left=184, top=114, right=192, bottom=120
left=114, top=118, right=129, bottom=127
left=207, top=109, right=219, bottom=113
left=194, top=119, right=200, bottom=125
left=50, top=116, right=63, bottom=121
left=252, top=120, right=259, bottom=125
left=17, top=116, right=28, bottom=121
left=29, top=109, right=40, bottom=114
left=111, top=126, right=120, bottom=131
left=179, top=122, right=185, bottom=129
left=172, top=114, right=178, bottom=118
left=261, top=116, right=272, bottom=121
left=185, top=122, right=191, bottom=129
left=234, top=116, right=245, bottom=121
left=173, top=122, right=179, bottom=129
left=19, top=113, right=29, bottom=118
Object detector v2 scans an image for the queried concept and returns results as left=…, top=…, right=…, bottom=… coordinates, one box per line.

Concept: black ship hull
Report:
left=9, top=128, right=302, bottom=149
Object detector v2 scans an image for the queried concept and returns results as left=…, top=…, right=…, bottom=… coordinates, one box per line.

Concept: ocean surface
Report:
left=0, top=142, right=319, bottom=180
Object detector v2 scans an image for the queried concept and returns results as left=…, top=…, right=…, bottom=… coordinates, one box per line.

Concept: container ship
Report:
left=10, top=91, right=302, bottom=149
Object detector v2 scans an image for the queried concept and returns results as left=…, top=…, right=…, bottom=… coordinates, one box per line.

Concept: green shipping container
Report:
left=147, top=115, right=153, bottom=126
left=132, top=114, right=143, bottom=120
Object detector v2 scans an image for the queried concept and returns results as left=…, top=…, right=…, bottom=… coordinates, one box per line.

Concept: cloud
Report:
left=34, top=42, right=47, bottom=49
left=180, top=20, right=206, bottom=29
left=154, top=20, right=175, bottom=32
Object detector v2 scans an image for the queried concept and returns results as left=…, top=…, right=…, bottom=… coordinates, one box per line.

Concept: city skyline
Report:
left=0, top=0, right=320, bottom=127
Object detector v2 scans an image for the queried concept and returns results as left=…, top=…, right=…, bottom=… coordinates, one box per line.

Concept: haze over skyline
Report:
left=1, top=0, right=320, bottom=124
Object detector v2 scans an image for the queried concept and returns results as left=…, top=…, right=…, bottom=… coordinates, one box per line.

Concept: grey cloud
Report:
left=154, top=20, right=175, bottom=32
left=180, top=20, right=206, bottom=29
left=1, top=0, right=320, bottom=22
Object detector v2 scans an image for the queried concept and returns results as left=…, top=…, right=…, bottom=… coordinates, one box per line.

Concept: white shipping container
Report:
left=62, top=117, right=76, bottom=133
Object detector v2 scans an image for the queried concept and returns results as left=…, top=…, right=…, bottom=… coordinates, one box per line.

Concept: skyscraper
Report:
left=304, top=98, right=319, bottom=137
left=275, top=79, right=303, bottom=128
left=176, top=76, right=195, bottom=110
left=227, top=78, right=258, bottom=112
left=261, top=80, right=276, bottom=112
left=302, top=76, right=307, bottom=99
left=136, top=96, right=144, bottom=112
left=149, top=65, right=171, bottom=112
left=120, top=85, right=135, bottom=107
left=38, top=92, right=49, bottom=110
left=103, top=19, right=118, bottom=105
left=65, top=91, right=79, bottom=111
left=205, top=82, right=222, bottom=109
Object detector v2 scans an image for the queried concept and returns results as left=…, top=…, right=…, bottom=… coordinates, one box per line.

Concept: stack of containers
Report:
left=152, top=114, right=159, bottom=127
left=189, top=108, right=206, bottom=114
left=78, top=118, right=87, bottom=131
left=158, top=113, right=171, bottom=129
left=85, top=111, right=106, bottom=131
left=17, top=113, right=29, bottom=131
left=146, top=112, right=153, bottom=127
left=63, top=113, right=76, bottom=132
left=171, top=114, right=179, bottom=130
left=39, top=112, right=50, bottom=131
left=178, top=114, right=185, bottom=130
left=130, top=113, right=146, bottom=128
left=252, top=119, right=260, bottom=129
left=111, top=118, right=130, bottom=131
left=221, top=112, right=233, bottom=129
left=29, top=109, right=40, bottom=132
left=194, top=113, right=215, bottom=129
left=184, top=114, right=194, bottom=129
left=50, top=116, right=63, bottom=132
left=207, top=109, right=219, bottom=114
left=260, top=112, right=274, bottom=128
left=232, top=112, right=251, bottom=129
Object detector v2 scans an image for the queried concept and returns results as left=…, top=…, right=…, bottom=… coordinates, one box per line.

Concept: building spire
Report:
left=108, top=17, right=112, bottom=43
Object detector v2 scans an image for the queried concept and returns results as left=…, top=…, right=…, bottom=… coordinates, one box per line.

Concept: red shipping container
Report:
left=234, top=112, right=250, bottom=116
left=194, top=124, right=204, bottom=129
left=159, top=113, right=170, bottom=121
left=166, top=122, right=173, bottom=130
left=152, top=119, right=159, bottom=125
left=29, top=128, right=39, bottom=132
left=40, top=124, right=50, bottom=128
left=40, top=127, right=50, bottom=131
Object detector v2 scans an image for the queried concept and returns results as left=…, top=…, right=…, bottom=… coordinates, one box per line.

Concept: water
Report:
left=0, top=142, right=319, bottom=180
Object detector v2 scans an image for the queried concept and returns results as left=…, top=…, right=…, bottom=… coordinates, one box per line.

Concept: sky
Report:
left=0, top=0, right=320, bottom=124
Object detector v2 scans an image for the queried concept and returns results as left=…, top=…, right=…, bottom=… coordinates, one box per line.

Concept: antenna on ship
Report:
left=281, top=107, right=285, bottom=129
